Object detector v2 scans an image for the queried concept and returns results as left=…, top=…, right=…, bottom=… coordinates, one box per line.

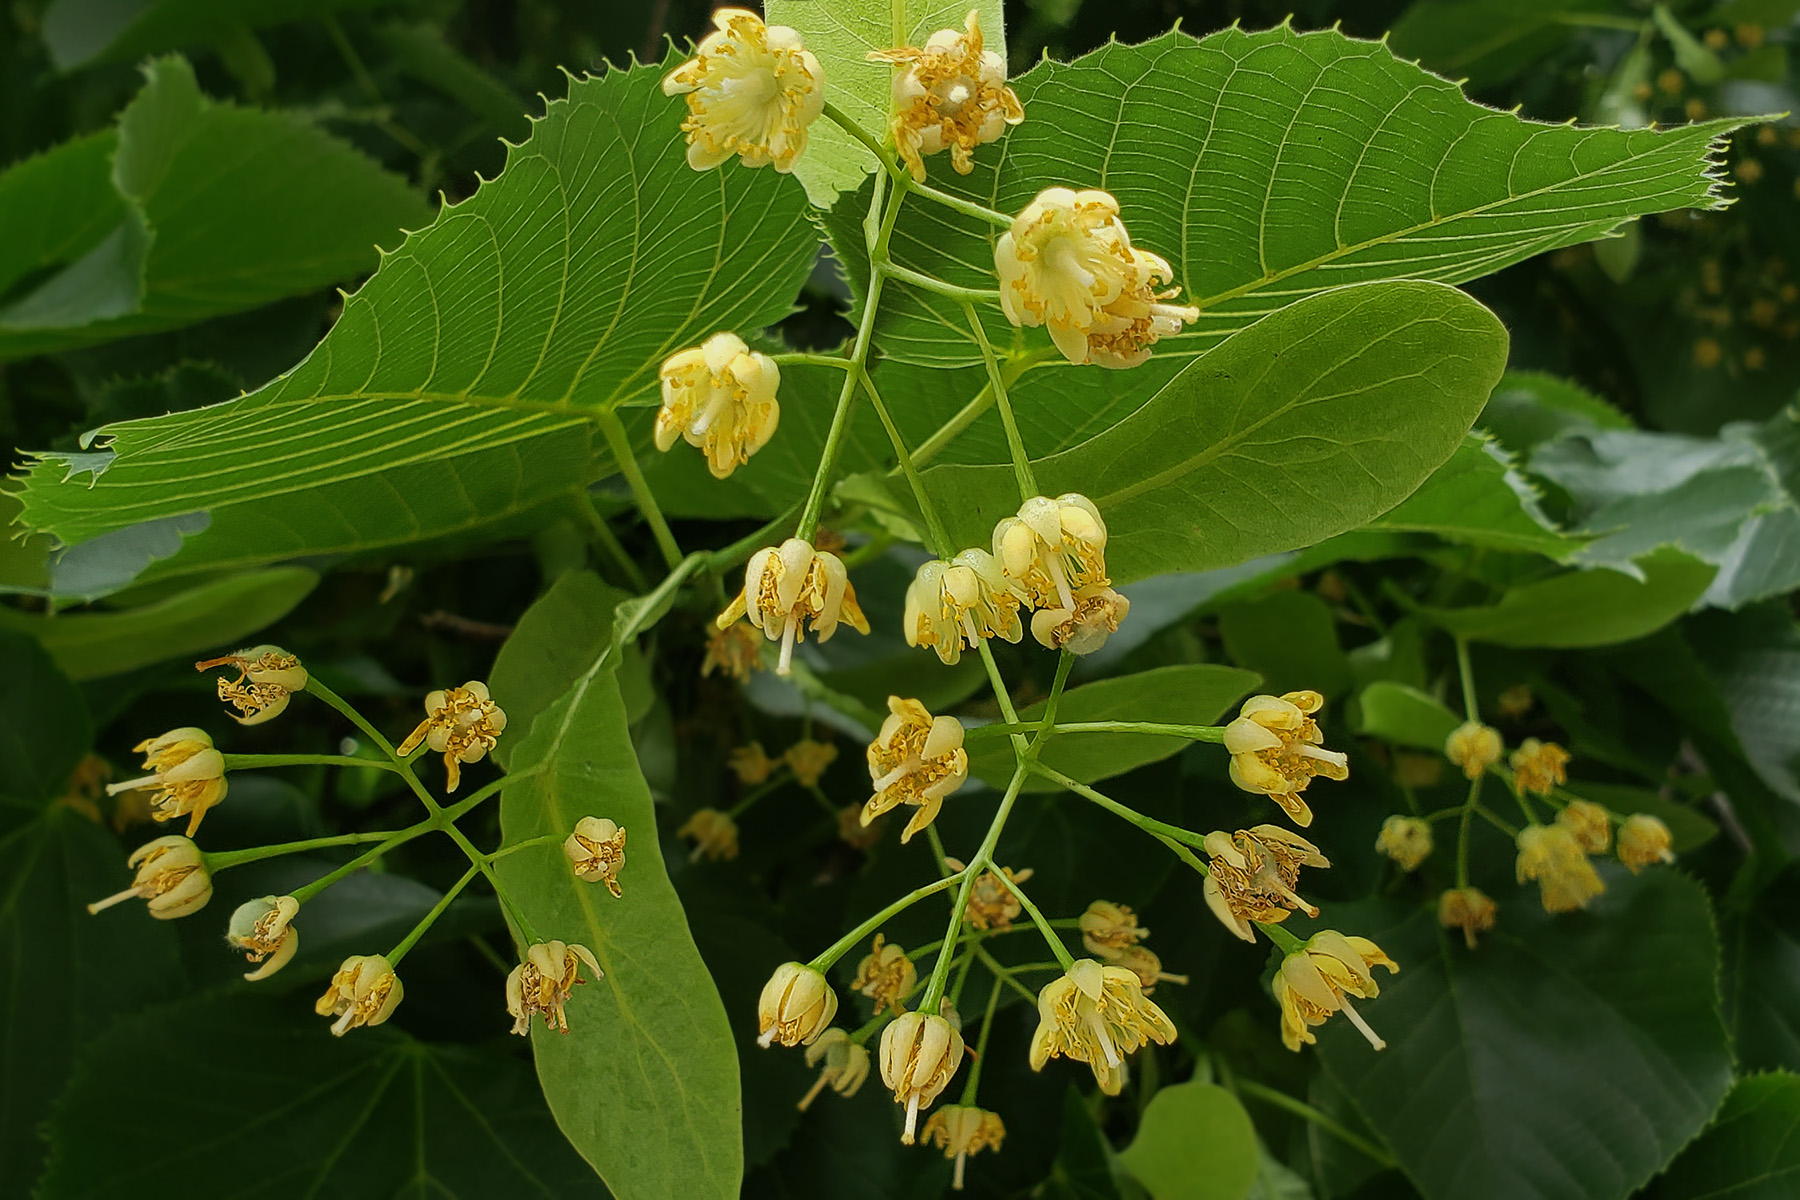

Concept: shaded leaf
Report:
left=1416, top=550, right=1716, bottom=648
left=0, top=631, right=90, bottom=812
left=1649, top=1071, right=1800, bottom=1200
left=1117, top=1081, right=1261, bottom=1200
left=487, top=569, right=627, bottom=769
left=1365, top=436, right=1577, bottom=559
left=1352, top=681, right=1461, bottom=752
left=1219, top=591, right=1353, bottom=699
left=40, top=0, right=391, bottom=69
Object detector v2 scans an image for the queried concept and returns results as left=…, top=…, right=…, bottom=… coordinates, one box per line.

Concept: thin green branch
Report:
left=881, top=261, right=1001, bottom=303
left=1235, top=1078, right=1397, bottom=1169
left=597, top=409, right=682, bottom=571
left=963, top=300, right=1036, bottom=499
left=387, top=863, right=480, bottom=966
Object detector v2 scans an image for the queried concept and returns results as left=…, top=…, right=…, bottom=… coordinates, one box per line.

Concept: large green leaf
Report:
left=35, top=994, right=606, bottom=1199
left=824, top=23, right=1742, bottom=369
left=486, top=569, right=627, bottom=769
left=1118, top=1081, right=1261, bottom=1200
left=40, top=0, right=393, bottom=69
left=496, top=656, right=741, bottom=1199
left=0, top=57, right=428, bottom=358
left=1417, top=550, right=1717, bottom=648
left=1686, top=605, right=1800, bottom=805
left=1314, top=871, right=1734, bottom=1200
left=921, top=281, right=1508, bottom=583
left=1650, top=1071, right=1800, bottom=1200
left=15, top=58, right=819, bottom=592
left=1219, top=591, right=1353, bottom=699
left=1365, top=435, right=1577, bottom=559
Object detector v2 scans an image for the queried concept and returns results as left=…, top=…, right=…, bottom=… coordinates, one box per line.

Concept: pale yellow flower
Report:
left=1617, top=813, right=1676, bottom=873
left=655, top=333, right=780, bottom=478
left=1223, top=692, right=1348, bottom=827
left=678, top=807, right=740, bottom=862
left=862, top=697, right=968, bottom=843
left=964, top=865, right=1033, bottom=931
left=563, top=816, right=626, bottom=898
left=1444, top=721, right=1503, bottom=779
left=797, top=1028, right=871, bottom=1109
left=1028, top=958, right=1176, bottom=1095
left=727, top=742, right=778, bottom=785
left=1078, top=900, right=1148, bottom=958
left=87, top=835, right=212, bottom=920
left=785, top=738, right=838, bottom=787
left=396, top=681, right=508, bottom=792
left=758, top=962, right=837, bottom=1048
left=993, top=493, right=1110, bottom=613
left=662, top=8, right=823, bottom=173
left=1202, top=824, right=1328, bottom=942
left=718, top=538, right=869, bottom=675
left=105, top=728, right=228, bottom=837
left=1111, top=944, right=1188, bottom=993
left=1557, top=799, right=1612, bottom=854
left=1274, top=931, right=1397, bottom=1052
left=1029, top=582, right=1131, bottom=655
left=922, top=1104, right=1007, bottom=1190
left=904, top=550, right=1025, bottom=665
left=1511, top=738, right=1571, bottom=795
left=1438, top=887, right=1497, bottom=949
left=872, top=10, right=1022, bottom=181
left=994, top=187, right=1197, bottom=368
left=1516, top=824, right=1605, bottom=913
left=880, top=1012, right=965, bottom=1143
left=702, top=622, right=763, bottom=682
left=1375, top=815, right=1433, bottom=872
left=507, top=941, right=602, bottom=1035
left=1496, top=685, right=1534, bottom=719
left=227, top=895, right=300, bottom=980
left=194, top=645, right=308, bottom=725
left=852, top=934, right=915, bottom=1015
left=316, top=954, right=403, bottom=1036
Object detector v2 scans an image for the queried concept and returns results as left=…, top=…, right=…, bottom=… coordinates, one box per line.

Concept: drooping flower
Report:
left=1078, top=900, right=1148, bottom=958
left=717, top=538, right=869, bottom=675
left=87, top=835, right=212, bottom=920
left=758, top=962, right=837, bottom=1048
left=1444, top=720, right=1503, bottom=780
left=1111, top=944, right=1188, bottom=992
left=194, top=645, right=308, bottom=726
left=507, top=941, right=602, bottom=1035
left=785, top=738, right=838, bottom=787
left=852, top=934, right=916, bottom=1015
left=563, top=816, right=627, bottom=898
left=396, top=681, right=508, bottom=792
left=1616, top=813, right=1676, bottom=873
left=1223, top=692, right=1349, bottom=827
left=922, top=1104, right=1007, bottom=1190
left=728, top=742, right=778, bottom=785
left=1375, top=815, right=1434, bottom=872
left=661, top=8, right=823, bottom=173
left=872, top=10, right=1022, bottom=181
left=964, top=865, right=1033, bottom=931
left=1028, top=958, right=1176, bottom=1095
left=993, top=493, right=1110, bottom=612
left=1515, top=824, right=1605, bottom=913
left=1202, top=824, right=1328, bottom=942
left=862, top=698, right=968, bottom=843
left=1556, top=799, right=1612, bottom=854
left=655, top=333, right=781, bottom=478
left=1029, top=582, right=1131, bottom=655
left=1511, top=738, right=1572, bottom=796
left=1438, top=887, right=1497, bottom=949
left=227, top=894, right=300, bottom=980
left=994, top=188, right=1198, bottom=368
left=105, top=728, right=228, bottom=836
left=797, top=1027, right=871, bottom=1110
left=903, top=550, right=1026, bottom=665
left=702, top=621, right=764, bottom=682
left=1273, top=931, right=1398, bottom=1052
left=678, top=807, right=740, bottom=862
left=838, top=803, right=884, bottom=849
left=1496, top=684, right=1535, bottom=719
left=315, top=955, right=403, bottom=1036
left=880, top=1012, right=966, bottom=1143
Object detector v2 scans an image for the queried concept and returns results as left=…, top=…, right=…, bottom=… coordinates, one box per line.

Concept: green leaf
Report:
left=1117, top=1081, right=1261, bottom=1200
left=762, top=0, right=1006, bottom=207
left=1651, top=1072, right=1800, bottom=1199
left=1364, top=436, right=1578, bottom=559
left=922, top=281, right=1509, bottom=584
left=825, top=24, right=1741, bottom=369
left=0, top=631, right=90, bottom=812
left=16, top=59, right=818, bottom=592
left=1652, top=6, right=1726, bottom=86
left=1726, top=866, right=1800, bottom=1073
left=1478, top=371, right=1633, bottom=458
left=496, top=658, right=741, bottom=1200
left=0, top=57, right=429, bottom=358
left=1416, top=550, right=1717, bottom=648
left=0, top=566, right=316, bottom=680
left=1314, top=870, right=1734, bottom=1200
left=0, top=132, right=129, bottom=311
left=1686, top=605, right=1800, bottom=804
left=40, top=0, right=392, bottom=70
left=486, top=569, right=628, bottom=769
left=35, top=993, right=607, bottom=1199
left=1388, top=0, right=1612, bottom=88
left=1219, top=591, right=1354, bottom=699
left=968, top=664, right=1260, bottom=793
left=1352, top=681, right=1462, bottom=752
left=1046, top=1085, right=1130, bottom=1200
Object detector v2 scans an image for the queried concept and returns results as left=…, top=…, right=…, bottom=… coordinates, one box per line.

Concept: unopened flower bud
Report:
left=1375, top=815, right=1433, bottom=871
left=797, top=1027, right=871, bottom=1110
left=1616, top=813, right=1676, bottom=873
left=1510, top=738, right=1571, bottom=796
left=758, top=962, right=837, bottom=1048
left=507, top=941, right=602, bottom=1035
left=396, top=681, right=507, bottom=792
left=1444, top=721, right=1503, bottom=779
left=88, top=835, right=212, bottom=920
left=563, top=816, right=626, bottom=897
left=718, top=538, right=869, bottom=675
left=1273, top=931, right=1398, bottom=1052
left=105, top=728, right=228, bottom=836
left=227, top=894, right=300, bottom=980
left=1223, top=692, right=1348, bottom=827
left=922, top=1104, right=1007, bottom=1190
left=662, top=8, right=823, bottom=173
left=852, top=934, right=916, bottom=1015
left=863, top=697, right=968, bottom=843
left=1438, top=887, right=1497, bottom=949
left=880, top=1012, right=965, bottom=1143
left=316, top=954, right=402, bottom=1035
left=195, top=645, right=308, bottom=725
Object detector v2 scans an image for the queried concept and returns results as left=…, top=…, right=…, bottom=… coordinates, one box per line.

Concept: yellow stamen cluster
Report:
left=1203, top=825, right=1328, bottom=942
left=1274, top=932, right=1398, bottom=1052
left=1444, top=720, right=1503, bottom=779
left=1078, top=899, right=1147, bottom=956
left=702, top=622, right=764, bottom=682
left=1439, top=887, right=1497, bottom=949
left=655, top=332, right=781, bottom=478
left=1375, top=815, right=1433, bottom=872
left=728, top=742, right=778, bottom=785
left=661, top=8, right=823, bottom=173
left=1557, top=799, right=1612, bottom=854
left=718, top=538, right=869, bottom=675
left=507, top=941, right=602, bottom=1035
left=1511, top=738, right=1572, bottom=795
left=964, top=864, right=1033, bottom=931
left=862, top=696, right=969, bottom=843
left=1223, top=692, right=1349, bottom=826
left=195, top=644, right=308, bottom=726
left=872, top=10, right=1023, bottom=181
left=785, top=738, right=838, bottom=787
left=227, top=894, right=300, bottom=980
left=852, top=933, right=916, bottom=1015
left=1028, top=958, right=1176, bottom=1095
left=1515, top=823, right=1604, bottom=913
left=994, top=493, right=1130, bottom=655
left=105, top=727, right=229, bottom=836
left=563, top=816, right=627, bottom=897
left=904, top=549, right=1026, bottom=665
left=396, top=681, right=508, bottom=793
left=922, top=1104, right=1007, bottom=1190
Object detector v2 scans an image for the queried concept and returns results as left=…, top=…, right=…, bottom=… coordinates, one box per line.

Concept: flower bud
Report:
left=797, top=1027, right=871, bottom=1110
left=87, top=835, right=212, bottom=920
left=863, top=697, right=968, bottom=843
left=227, top=894, right=300, bottom=980
left=1078, top=900, right=1148, bottom=958
left=655, top=333, right=781, bottom=478
left=1515, top=824, right=1604, bottom=913
left=1556, top=799, right=1612, bottom=854
left=1616, top=813, right=1676, bottom=873
left=880, top=1012, right=965, bottom=1143
left=662, top=8, right=824, bottom=173
left=396, top=681, right=507, bottom=792
left=678, top=807, right=740, bottom=862
left=1273, top=931, right=1398, bottom=1052
left=1375, top=815, right=1433, bottom=872
left=1444, top=721, right=1503, bottom=779
left=1438, top=887, right=1497, bottom=949
left=872, top=11, right=1022, bottom=182
left=717, top=539, right=869, bottom=675
left=1223, top=692, right=1348, bottom=827
left=1510, top=738, right=1571, bottom=796
left=105, top=728, right=228, bottom=837
left=922, top=1104, right=1007, bottom=1190
left=195, top=645, right=308, bottom=725
left=563, top=816, right=626, bottom=898
left=758, top=962, right=837, bottom=1048
left=316, top=955, right=403, bottom=1035
left=852, top=934, right=915, bottom=1016
left=507, top=941, right=602, bottom=1035
left=1028, top=958, right=1175, bottom=1096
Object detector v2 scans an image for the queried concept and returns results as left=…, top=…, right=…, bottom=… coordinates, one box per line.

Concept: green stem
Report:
left=1454, top=637, right=1479, bottom=722
left=576, top=493, right=649, bottom=591
left=963, top=719, right=1227, bottom=742
left=911, top=381, right=993, bottom=466
left=881, top=261, right=1000, bottom=303
left=488, top=833, right=557, bottom=863
left=1258, top=921, right=1306, bottom=954
left=728, top=771, right=792, bottom=819
left=290, top=824, right=425, bottom=903
left=220, top=753, right=402, bottom=773
left=1456, top=773, right=1483, bottom=888
left=1234, top=1079, right=1397, bottom=1169
left=597, top=409, right=682, bottom=571
left=819, top=100, right=1014, bottom=230
left=963, top=300, right=1037, bottom=499
left=770, top=353, right=854, bottom=370
left=305, top=677, right=407, bottom=763
left=856, top=366, right=954, bottom=556
left=809, top=869, right=967, bottom=972
left=1002, top=869, right=1074, bottom=969
left=975, top=945, right=1039, bottom=1003
left=206, top=829, right=407, bottom=871
left=387, top=864, right=480, bottom=967
left=960, top=958, right=1008, bottom=1102
left=1029, top=763, right=1209, bottom=850
left=919, top=765, right=1028, bottom=1011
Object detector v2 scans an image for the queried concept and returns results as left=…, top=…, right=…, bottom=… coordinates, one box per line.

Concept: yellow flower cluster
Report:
left=1079, top=899, right=1187, bottom=991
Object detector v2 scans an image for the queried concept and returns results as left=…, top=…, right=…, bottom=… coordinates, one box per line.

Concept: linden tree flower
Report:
left=758, top=962, right=837, bottom=1048
left=922, top=1104, right=1007, bottom=1190
left=563, top=816, right=626, bottom=898
left=880, top=1012, right=965, bottom=1143
left=661, top=8, right=823, bottom=173
left=728, top=742, right=778, bottom=785
left=1438, top=886, right=1498, bottom=949
left=507, top=941, right=602, bottom=1035
left=994, top=493, right=1109, bottom=613
left=227, top=894, right=300, bottom=980
left=655, top=333, right=780, bottom=478
left=862, top=697, right=968, bottom=843
left=678, top=807, right=740, bottom=862
left=785, top=738, right=837, bottom=787
left=1274, top=931, right=1398, bottom=1052
left=1029, top=958, right=1176, bottom=1095
left=1029, top=582, right=1131, bottom=655
left=396, top=681, right=508, bottom=792
left=1078, top=900, right=1148, bottom=958
left=718, top=538, right=869, bottom=675
left=1375, top=815, right=1433, bottom=871
left=1444, top=720, right=1503, bottom=779
left=994, top=187, right=1198, bottom=368
left=1223, top=691, right=1349, bottom=827
left=1112, top=944, right=1188, bottom=992
left=87, top=835, right=212, bottom=920
left=105, top=728, right=228, bottom=837
left=1515, top=824, right=1605, bottom=913
left=1511, top=738, right=1571, bottom=795
left=194, top=645, right=308, bottom=725
left=838, top=804, right=884, bottom=849
left=1617, top=813, right=1676, bottom=873
left=798, top=1027, right=871, bottom=1110
left=316, top=954, right=403, bottom=1036
left=1496, top=684, right=1534, bottom=719
left=903, top=550, right=1025, bottom=665
left=964, top=864, right=1033, bottom=931
left=1203, top=825, right=1328, bottom=942
left=1557, top=799, right=1612, bottom=854
left=852, top=934, right=915, bottom=1015
left=702, top=622, right=763, bottom=681
left=872, top=10, right=1023, bottom=181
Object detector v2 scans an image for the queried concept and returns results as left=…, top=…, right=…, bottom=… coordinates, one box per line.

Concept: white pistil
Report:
left=904, top=1092, right=922, bottom=1144
left=1339, top=997, right=1386, bottom=1051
